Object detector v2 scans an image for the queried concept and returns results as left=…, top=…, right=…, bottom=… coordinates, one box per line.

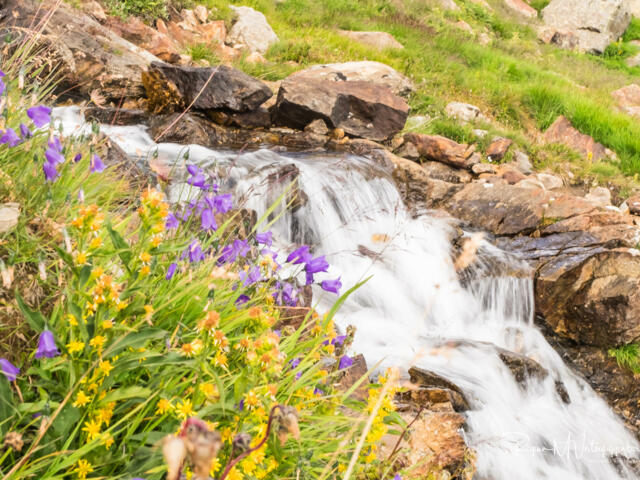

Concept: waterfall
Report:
left=54, top=107, right=640, bottom=480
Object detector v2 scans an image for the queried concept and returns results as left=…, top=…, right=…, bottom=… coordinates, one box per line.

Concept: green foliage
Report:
left=622, top=18, right=640, bottom=43
left=0, top=57, right=403, bottom=479
left=187, top=43, right=220, bottom=64
left=609, top=344, right=640, bottom=374
left=528, top=0, right=550, bottom=12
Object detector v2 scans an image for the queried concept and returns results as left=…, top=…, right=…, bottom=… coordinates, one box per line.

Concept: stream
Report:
left=54, top=107, right=640, bottom=480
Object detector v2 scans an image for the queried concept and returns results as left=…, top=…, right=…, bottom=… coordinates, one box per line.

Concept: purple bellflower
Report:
left=35, top=330, right=60, bottom=359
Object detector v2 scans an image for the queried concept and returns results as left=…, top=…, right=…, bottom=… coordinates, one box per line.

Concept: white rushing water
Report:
left=54, top=107, right=640, bottom=479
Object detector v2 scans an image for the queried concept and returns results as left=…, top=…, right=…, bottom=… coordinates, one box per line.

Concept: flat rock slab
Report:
left=403, top=133, right=478, bottom=169
left=274, top=78, right=409, bottom=141
left=286, top=61, right=414, bottom=97
left=612, top=84, right=640, bottom=118
left=143, top=62, right=272, bottom=114
left=543, top=115, right=607, bottom=161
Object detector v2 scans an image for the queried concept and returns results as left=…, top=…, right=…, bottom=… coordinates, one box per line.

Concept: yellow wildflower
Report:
left=144, top=304, right=154, bottom=316
left=156, top=398, right=173, bottom=415
left=181, top=339, right=203, bottom=357
left=199, top=383, right=219, bottom=399
left=73, top=390, right=91, bottom=408
left=226, top=466, right=243, bottom=480
left=89, top=236, right=102, bottom=250
left=67, top=314, right=78, bottom=326
left=98, top=360, right=114, bottom=377
left=176, top=398, right=194, bottom=419
left=241, top=458, right=256, bottom=475
left=89, top=335, right=106, bottom=350
left=151, top=235, right=163, bottom=248
left=82, top=419, right=101, bottom=441
left=213, top=352, right=228, bottom=368
left=244, top=390, right=261, bottom=410
left=67, top=340, right=85, bottom=354
left=197, top=310, right=220, bottom=332
left=75, top=459, right=93, bottom=480
left=75, top=251, right=88, bottom=266
left=139, top=252, right=151, bottom=263
left=116, top=299, right=128, bottom=311
left=140, top=265, right=150, bottom=277
left=210, top=457, right=221, bottom=475
left=101, top=319, right=113, bottom=330
left=103, top=433, right=114, bottom=449
left=98, top=403, right=115, bottom=426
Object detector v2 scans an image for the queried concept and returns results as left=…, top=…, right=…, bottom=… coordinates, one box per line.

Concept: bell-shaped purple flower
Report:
left=27, top=105, right=52, bottom=128
left=48, top=136, right=62, bottom=152
left=0, top=358, right=19, bottom=381
left=306, top=255, right=329, bottom=274
left=45, top=146, right=64, bottom=165
left=19, top=123, right=33, bottom=139
left=286, top=245, right=311, bottom=265
left=166, top=262, right=177, bottom=280
left=235, top=294, right=250, bottom=307
left=90, top=154, right=105, bottom=173
left=187, top=241, right=206, bottom=263
left=0, top=79, right=5, bottom=96
left=338, top=355, right=354, bottom=370
left=35, top=330, right=60, bottom=359
left=43, top=161, right=59, bottom=182
left=213, top=194, right=232, bottom=214
left=165, top=212, right=179, bottom=229
left=0, top=128, right=21, bottom=147
left=256, top=231, right=272, bottom=247
left=73, top=153, right=82, bottom=163
left=239, top=265, right=262, bottom=286
left=200, top=208, right=217, bottom=231
left=321, top=277, right=342, bottom=294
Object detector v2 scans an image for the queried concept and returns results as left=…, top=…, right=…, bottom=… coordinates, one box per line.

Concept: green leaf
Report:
left=102, top=386, right=152, bottom=403
left=15, top=290, right=46, bottom=331
left=106, top=222, right=132, bottom=268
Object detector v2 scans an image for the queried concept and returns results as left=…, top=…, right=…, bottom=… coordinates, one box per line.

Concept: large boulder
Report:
left=143, top=62, right=272, bottom=114
left=227, top=6, right=278, bottom=54
left=286, top=61, right=414, bottom=97
left=543, top=115, right=607, bottom=161
left=0, top=0, right=160, bottom=102
left=105, top=16, right=181, bottom=63
left=542, top=0, right=631, bottom=53
left=536, top=249, right=640, bottom=348
left=504, top=0, right=538, bottom=18
left=274, top=77, right=409, bottom=141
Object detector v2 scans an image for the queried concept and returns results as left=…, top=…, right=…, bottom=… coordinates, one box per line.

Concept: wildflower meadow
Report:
left=0, top=57, right=403, bottom=479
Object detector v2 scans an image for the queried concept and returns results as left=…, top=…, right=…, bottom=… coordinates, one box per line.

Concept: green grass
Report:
left=609, top=344, right=640, bottom=374
left=187, top=43, right=220, bottom=64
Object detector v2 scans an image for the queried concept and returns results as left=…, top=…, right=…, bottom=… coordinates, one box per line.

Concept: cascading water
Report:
left=54, top=107, right=640, bottom=479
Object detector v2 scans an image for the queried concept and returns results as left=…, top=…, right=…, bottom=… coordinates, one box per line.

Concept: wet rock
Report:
left=445, top=182, right=547, bottom=235
left=409, top=367, right=469, bottom=404
left=274, top=77, right=409, bottom=141
left=84, top=107, right=149, bottom=126
left=339, top=30, right=403, bottom=49
left=542, top=0, right=631, bottom=53
left=388, top=153, right=462, bottom=213
left=0, top=0, right=160, bottom=103
left=286, top=61, right=414, bottom=97
left=497, top=348, right=549, bottom=383
left=143, top=62, right=272, bottom=114
left=504, top=0, right=538, bottom=18
left=536, top=249, right=640, bottom=348
left=486, top=137, right=513, bottom=161
left=208, top=108, right=272, bottom=129
left=612, top=84, right=640, bottom=118
left=304, top=119, right=330, bottom=135
left=542, top=331, right=640, bottom=437
left=445, top=102, right=486, bottom=124
left=227, top=6, right=278, bottom=54
left=403, top=133, right=479, bottom=169
left=106, top=16, right=180, bottom=63
left=401, top=410, right=473, bottom=478
left=397, top=386, right=470, bottom=412
left=543, top=115, right=607, bottom=161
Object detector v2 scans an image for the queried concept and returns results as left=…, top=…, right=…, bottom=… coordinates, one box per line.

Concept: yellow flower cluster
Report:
left=361, top=369, right=399, bottom=464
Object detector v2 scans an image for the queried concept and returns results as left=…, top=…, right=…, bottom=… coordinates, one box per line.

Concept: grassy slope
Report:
left=109, top=0, right=640, bottom=192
